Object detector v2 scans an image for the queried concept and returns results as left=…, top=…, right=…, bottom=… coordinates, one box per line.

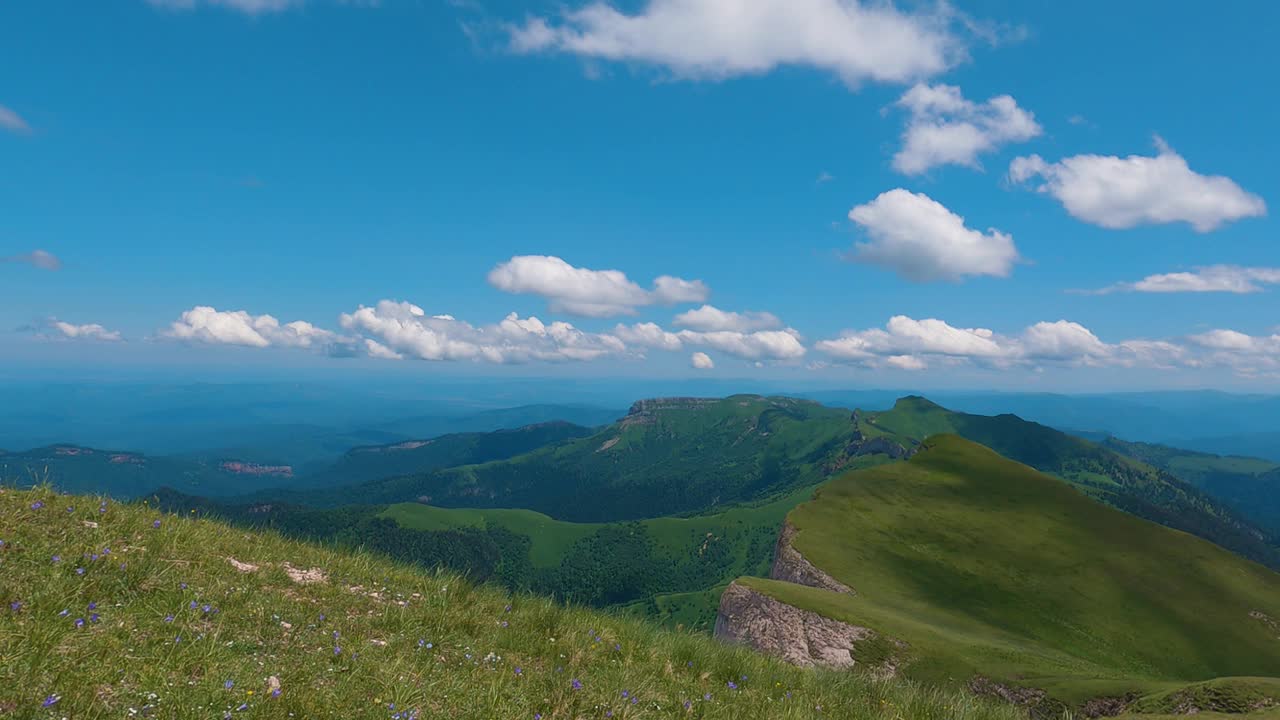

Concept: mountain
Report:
left=0, top=445, right=296, bottom=498
left=716, top=435, right=1280, bottom=714
left=0, top=486, right=1018, bottom=720
left=1098, top=437, right=1280, bottom=533
left=853, top=397, right=1280, bottom=570
left=299, top=421, right=596, bottom=487
left=256, top=396, right=876, bottom=522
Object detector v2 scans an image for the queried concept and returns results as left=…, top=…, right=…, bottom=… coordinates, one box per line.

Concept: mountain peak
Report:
left=891, top=395, right=946, bottom=412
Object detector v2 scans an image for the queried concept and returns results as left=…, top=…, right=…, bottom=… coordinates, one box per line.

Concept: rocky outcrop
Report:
left=844, top=412, right=916, bottom=459
left=769, top=523, right=853, bottom=594
left=714, top=582, right=892, bottom=673
left=622, top=397, right=720, bottom=426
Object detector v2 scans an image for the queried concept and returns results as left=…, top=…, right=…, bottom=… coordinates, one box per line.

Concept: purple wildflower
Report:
left=90, top=613, right=100, bottom=623
left=571, top=679, right=582, bottom=691
left=202, top=604, right=212, bottom=614
left=175, top=636, right=182, bottom=643
left=31, top=500, right=44, bottom=510
left=75, top=567, right=85, bottom=575
left=271, top=688, right=281, bottom=698
left=334, top=646, right=341, bottom=655
left=88, top=602, right=97, bottom=610
left=51, top=555, right=60, bottom=563
left=621, top=691, right=629, bottom=699
left=727, top=681, right=738, bottom=690
left=236, top=703, right=248, bottom=712
left=501, top=621, right=509, bottom=628
left=683, top=701, right=692, bottom=710
left=514, top=667, right=522, bottom=676
left=9, top=601, right=20, bottom=612
left=605, top=712, right=613, bottom=718
left=75, top=618, right=85, bottom=628
left=164, top=614, right=174, bottom=622
left=190, top=600, right=198, bottom=609
left=58, top=609, right=69, bottom=617
left=703, top=693, right=712, bottom=701
left=43, top=695, right=59, bottom=707
left=153, top=520, right=162, bottom=529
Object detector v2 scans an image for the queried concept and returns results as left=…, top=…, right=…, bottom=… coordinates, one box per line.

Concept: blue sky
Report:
left=2, top=0, right=1277, bottom=390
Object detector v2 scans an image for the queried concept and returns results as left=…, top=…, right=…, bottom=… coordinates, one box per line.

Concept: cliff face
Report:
left=714, top=582, right=889, bottom=672
left=769, top=523, right=853, bottom=595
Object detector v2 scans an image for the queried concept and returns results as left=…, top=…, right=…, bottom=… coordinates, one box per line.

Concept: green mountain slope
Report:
left=729, top=435, right=1280, bottom=710
left=858, top=397, right=1280, bottom=569
left=271, top=396, right=868, bottom=522
left=1098, top=436, right=1280, bottom=533
left=0, top=485, right=1018, bottom=720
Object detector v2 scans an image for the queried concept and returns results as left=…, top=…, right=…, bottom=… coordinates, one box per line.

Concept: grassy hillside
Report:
left=1099, top=437, right=1280, bottom=533
left=858, top=397, right=1280, bottom=569
left=739, top=435, right=1280, bottom=709
left=0, top=485, right=1019, bottom=720
left=266, top=396, right=866, bottom=522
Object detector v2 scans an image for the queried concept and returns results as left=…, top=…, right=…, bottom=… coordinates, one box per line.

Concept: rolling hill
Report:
left=0, top=485, right=1022, bottom=720
left=718, top=435, right=1280, bottom=714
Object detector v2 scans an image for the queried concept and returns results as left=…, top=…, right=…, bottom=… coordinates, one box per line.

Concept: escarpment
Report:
left=769, top=523, right=853, bottom=595
left=714, top=582, right=897, bottom=675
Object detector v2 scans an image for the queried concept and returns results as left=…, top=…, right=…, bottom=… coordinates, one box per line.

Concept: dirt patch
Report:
left=596, top=437, right=620, bottom=453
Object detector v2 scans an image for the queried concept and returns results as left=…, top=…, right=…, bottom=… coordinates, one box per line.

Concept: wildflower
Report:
left=67, top=506, right=74, bottom=513
left=51, top=555, right=61, bottom=563
left=225, top=680, right=235, bottom=690
left=334, top=646, right=342, bottom=655
left=90, top=613, right=100, bottom=623
left=153, top=520, right=162, bottom=529
left=501, top=621, right=509, bottom=628
left=202, top=604, right=213, bottom=614
left=703, top=693, right=712, bottom=701
left=75, top=618, right=85, bottom=628
left=9, top=601, right=20, bottom=612
left=621, top=691, right=629, bottom=699
left=175, top=636, right=182, bottom=643
left=88, top=602, right=97, bottom=610
left=76, top=567, right=85, bottom=575
left=683, top=701, right=692, bottom=710
left=164, top=615, right=174, bottom=623
left=43, top=695, right=59, bottom=707
left=180, top=583, right=188, bottom=590
left=727, top=681, right=738, bottom=690
left=31, top=500, right=44, bottom=510
left=190, top=601, right=198, bottom=609
left=271, top=688, right=281, bottom=698
left=417, top=639, right=425, bottom=648
left=514, top=667, right=522, bottom=676
left=571, top=679, right=583, bottom=691
left=318, top=613, right=326, bottom=621
left=58, top=609, right=69, bottom=617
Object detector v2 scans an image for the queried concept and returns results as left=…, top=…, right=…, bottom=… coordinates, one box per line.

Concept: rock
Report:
left=769, top=523, right=853, bottom=594
left=283, top=563, right=327, bottom=585
left=714, top=581, right=888, bottom=672
left=226, top=557, right=259, bottom=573
left=267, top=676, right=281, bottom=693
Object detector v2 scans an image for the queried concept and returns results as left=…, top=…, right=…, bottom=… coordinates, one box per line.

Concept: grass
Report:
left=740, top=435, right=1280, bottom=708
left=0, top=485, right=1025, bottom=720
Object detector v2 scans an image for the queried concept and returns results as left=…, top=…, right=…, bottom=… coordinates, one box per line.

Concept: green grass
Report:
left=739, top=435, right=1280, bottom=708
left=0, top=485, right=1023, bottom=720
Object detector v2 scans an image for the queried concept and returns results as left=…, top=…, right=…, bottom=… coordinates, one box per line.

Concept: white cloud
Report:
left=487, top=255, right=708, bottom=317
left=340, top=300, right=627, bottom=363
left=673, top=304, right=782, bottom=332
left=690, top=351, right=714, bottom=369
left=164, top=306, right=339, bottom=349
left=677, top=328, right=806, bottom=361
left=1, top=249, right=61, bottom=270
left=508, top=0, right=965, bottom=87
left=0, top=104, right=31, bottom=134
left=1184, top=329, right=1280, bottom=375
left=49, top=320, right=123, bottom=342
left=1086, top=265, right=1280, bottom=295
left=885, top=354, right=926, bottom=370
left=1019, top=320, right=1109, bottom=361
left=1009, top=138, right=1267, bottom=232
left=892, top=83, right=1041, bottom=175
left=614, top=322, right=683, bottom=351
left=848, top=189, right=1019, bottom=281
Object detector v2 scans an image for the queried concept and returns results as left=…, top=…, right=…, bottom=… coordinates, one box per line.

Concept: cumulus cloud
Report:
left=1184, top=329, right=1280, bottom=376
left=847, top=189, right=1019, bottom=281
left=690, top=351, right=714, bottom=369
left=2, top=249, right=62, bottom=271
left=340, top=300, right=626, bottom=363
left=0, top=104, right=31, bottom=134
left=164, top=306, right=340, bottom=350
left=892, top=83, right=1041, bottom=175
left=487, top=255, right=708, bottom=317
left=1009, top=138, right=1267, bottom=232
left=673, top=304, right=782, bottom=332
left=613, top=321, right=683, bottom=351
left=51, top=321, right=123, bottom=342
left=1085, top=265, right=1280, bottom=295
left=507, top=0, right=965, bottom=87
left=677, top=328, right=806, bottom=361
